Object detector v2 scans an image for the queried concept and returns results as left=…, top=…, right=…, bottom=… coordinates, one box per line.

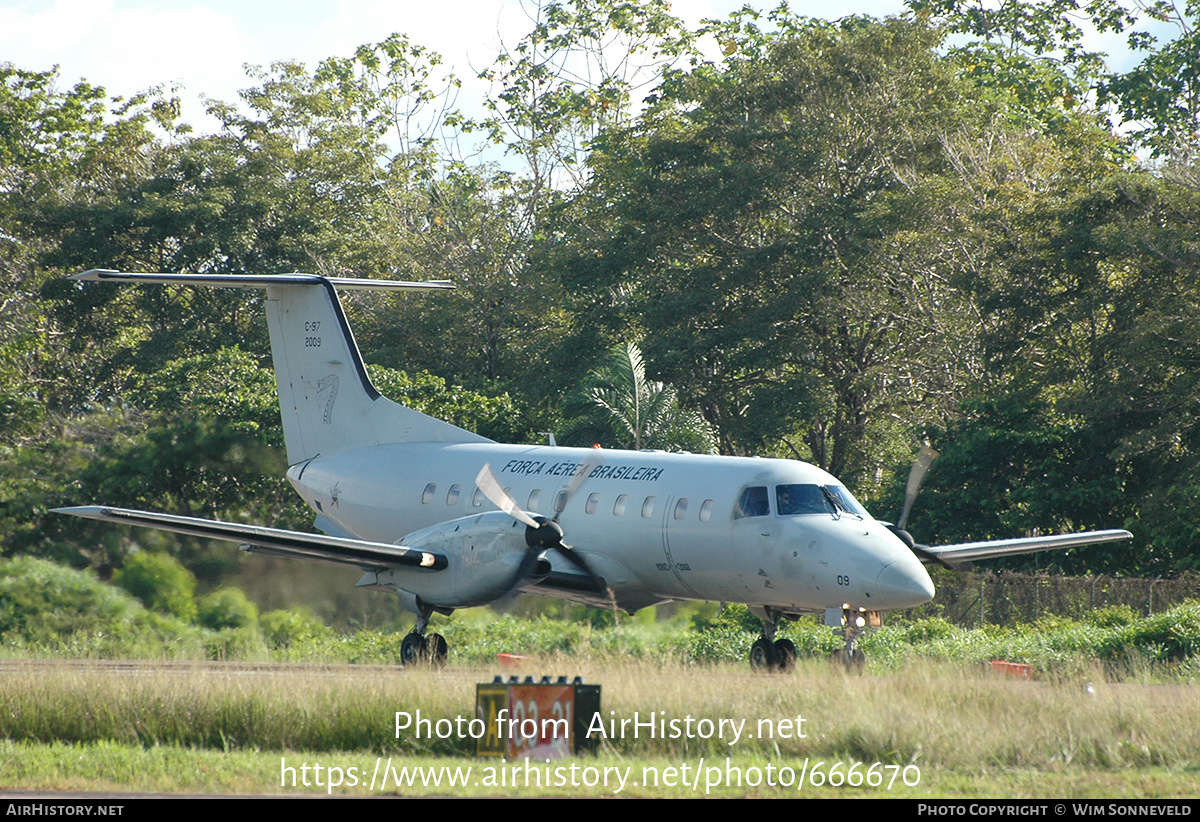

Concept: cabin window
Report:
left=733, top=486, right=769, bottom=518
left=613, top=494, right=628, bottom=516
left=554, top=491, right=568, bottom=514
left=674, top=498, right=688, bottom=520
left=699, top=499, right=715, bottom=522
left=472, top=487, right=485, bottom=507
left=446, top=484, right=461, bottom=505
left=585, top=493, right=600, bottom=514
left=641, top=496, right=656, bottom=518
left=528, top=489, right=542, bottom=511
left=422, top=483, right=436, bottom=504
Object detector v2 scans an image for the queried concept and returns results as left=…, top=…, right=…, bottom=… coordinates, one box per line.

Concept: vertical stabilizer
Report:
left=73, top=271, right=491, bottom=464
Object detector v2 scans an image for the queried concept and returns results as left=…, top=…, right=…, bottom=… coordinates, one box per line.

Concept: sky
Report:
left=0, top=0, right=932, bottom=132
left=1, top=0, right=1151, bottom=135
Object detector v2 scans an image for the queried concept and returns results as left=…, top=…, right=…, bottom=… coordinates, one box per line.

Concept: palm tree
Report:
left=584, top=342, right=715, bottom=453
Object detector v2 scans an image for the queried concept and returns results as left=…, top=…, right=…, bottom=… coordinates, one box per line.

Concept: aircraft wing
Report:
left=916, top=529, right=1133, bottom=565
left=53, top=506, right=448, bottom=572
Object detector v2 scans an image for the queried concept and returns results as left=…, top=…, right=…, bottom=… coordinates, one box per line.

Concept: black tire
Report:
left=773, top=638, right=797, bottom=672
left=400, top=632, right=427, bottom=666
left=426, top=633, right=449, bottom=667
left=750, top=637, right=778, bottom=671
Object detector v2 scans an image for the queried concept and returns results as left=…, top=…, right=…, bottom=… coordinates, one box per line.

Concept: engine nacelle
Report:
left=359, top=511, right=542, bottom=608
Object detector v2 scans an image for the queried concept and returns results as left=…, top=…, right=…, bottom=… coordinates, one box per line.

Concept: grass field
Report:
left=1, top=657, right=1197, bottom=797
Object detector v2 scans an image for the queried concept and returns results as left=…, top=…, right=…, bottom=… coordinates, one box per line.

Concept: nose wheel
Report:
left=829, top=606, right=867, bottom=673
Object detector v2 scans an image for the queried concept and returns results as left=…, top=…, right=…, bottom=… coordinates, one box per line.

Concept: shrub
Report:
left=260, top=608, right=332, bottom=649
left=198, top=587, right=259, bottom=630
left=114, top=552, right=197, bottom=622
left=1088, top=604, right=1140, bottom=629
left=0, top=557, right=143, bottom=642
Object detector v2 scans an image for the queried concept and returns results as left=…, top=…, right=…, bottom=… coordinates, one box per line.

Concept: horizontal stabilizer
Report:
left=918, top=529, right=1133, bottom=564
left=53, top=506, right=447, bottom=572
left=73, top=270, right=454, bottom=291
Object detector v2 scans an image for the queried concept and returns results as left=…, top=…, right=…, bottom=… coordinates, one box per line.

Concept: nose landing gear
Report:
left=828, top=606, right=872, bottom=673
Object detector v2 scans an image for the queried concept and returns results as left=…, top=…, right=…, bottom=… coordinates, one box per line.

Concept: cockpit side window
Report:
left=733, top=486, right=770, bottom=519
left=822, top=485, right=870, bottom=517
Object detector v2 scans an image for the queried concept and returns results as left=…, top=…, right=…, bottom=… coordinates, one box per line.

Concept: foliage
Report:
left=0, top=557, right=145, bottom=643
left=197, top=587, right=260, bottom=631
left=128, top=348, right=282, bottom=445
left=569, top=342, right=715, bottom=451
left=558, top=15, right=981, bottom=481
left=114, top=552, right=197, bottom=622
left=367, top=364, right=532, bottom=443
left=907, top=0, right=1134, bottom=131
left=260, top=608, right=333, bottom=650
left=1088, top=604, right=1140, bottom=628
left=476, top=0, right=693, bottom=195
left=1100, top=0, right=1200, bottom=156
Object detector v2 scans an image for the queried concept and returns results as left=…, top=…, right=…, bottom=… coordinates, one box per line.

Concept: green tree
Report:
left=557, top=15, right=980, bottom=485
left=571, top=342, right=714, bottom=452
left=906, top=0, right=1135, bottom=131
left=899, top=169, right=1200, bottom=575
left=1100, top=0, right=1200, bottom=156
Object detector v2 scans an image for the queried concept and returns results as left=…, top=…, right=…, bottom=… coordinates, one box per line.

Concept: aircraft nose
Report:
left=875, top=557, right=935, bottom=609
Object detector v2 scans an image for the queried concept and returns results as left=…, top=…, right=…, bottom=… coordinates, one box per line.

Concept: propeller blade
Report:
left=554, top=542, right=594, bottom=574
left=475, top=464, right=539, bottom=528
left=478, top=459, right=608, bottom=597
left=551, top=454, right=603, bottom=523
left=897, top=445, right=938, bottom=532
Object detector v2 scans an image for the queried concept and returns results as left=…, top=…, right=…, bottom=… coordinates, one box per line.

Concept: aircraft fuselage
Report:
left=288, top=442, right=936, bottom=616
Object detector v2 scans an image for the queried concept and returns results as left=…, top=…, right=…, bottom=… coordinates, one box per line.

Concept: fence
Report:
left=906, top=571, right=1200, bottom=627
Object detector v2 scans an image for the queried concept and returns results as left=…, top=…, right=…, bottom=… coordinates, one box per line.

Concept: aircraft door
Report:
left=731, top=485, right=776, bottom=603
left=659, top=494, right=701, bottom=598
left=664, top=493, right=741, bottom=601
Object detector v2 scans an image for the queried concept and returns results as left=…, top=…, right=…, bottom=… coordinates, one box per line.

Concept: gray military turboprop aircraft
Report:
left=56, top=270, right=1133, bottom=670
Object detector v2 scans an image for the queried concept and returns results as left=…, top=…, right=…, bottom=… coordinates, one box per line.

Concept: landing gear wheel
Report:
left=773, top=638, right=797, bottom=672
left=750, top=637, right=779, bottom=671
left=829, top=648, right=866, bottom=673
left=426, top=633, right=448, bottom=667
left=400, top=632, right=428, bottom=666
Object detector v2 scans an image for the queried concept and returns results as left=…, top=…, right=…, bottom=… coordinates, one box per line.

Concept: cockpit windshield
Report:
left=775, top=484, right=869, bottom=518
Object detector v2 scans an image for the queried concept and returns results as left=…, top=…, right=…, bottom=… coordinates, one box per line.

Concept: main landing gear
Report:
left=400, top=602, right=449, bottom=667
left=749, top=607, right=797, bottom=672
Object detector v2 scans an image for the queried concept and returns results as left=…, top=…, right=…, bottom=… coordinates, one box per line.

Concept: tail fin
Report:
left=74, top=271, right=491, bottom=464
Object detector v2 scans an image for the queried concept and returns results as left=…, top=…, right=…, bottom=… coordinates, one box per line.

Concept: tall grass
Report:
left=1, top=658, right=1197, bottom=772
